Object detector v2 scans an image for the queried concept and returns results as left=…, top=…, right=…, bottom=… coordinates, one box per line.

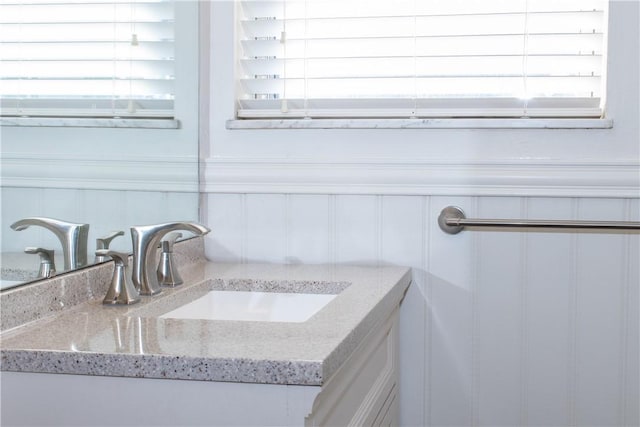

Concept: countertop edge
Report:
left=0, top=349, right=325, bottom=385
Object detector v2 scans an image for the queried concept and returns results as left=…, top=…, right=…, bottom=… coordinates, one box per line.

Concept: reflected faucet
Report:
left=24, top=247, right=56, bottom=278
left=130, top=221, right=210, bottom=296
left=11, top=217, right=89, bottom=271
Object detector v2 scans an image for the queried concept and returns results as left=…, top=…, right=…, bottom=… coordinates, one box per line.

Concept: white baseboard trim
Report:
left=203, top=158, right=640, bottom=198
left=1, top=153, right=199, bottom=192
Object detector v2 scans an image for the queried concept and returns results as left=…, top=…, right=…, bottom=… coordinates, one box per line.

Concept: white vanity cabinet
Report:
left=1, top=261, right=410, bottom=426
left=1, top=310, right=399, bottom=427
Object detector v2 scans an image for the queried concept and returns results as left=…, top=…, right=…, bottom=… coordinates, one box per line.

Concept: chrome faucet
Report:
left=11, top=217, right=89, bottom=271
left=130, top=221, right=210, bottom=296
left=24, top=247, right=56, bottom=278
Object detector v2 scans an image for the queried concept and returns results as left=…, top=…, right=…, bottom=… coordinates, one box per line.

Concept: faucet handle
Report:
left=158, top=232, right=182, bottom=250
left=98, top=250, right=140, bottom=305
left=157, top=232, right=184, bottom=287
left=95, top=231, right=125, bottom=263
left=25, top=247, right=56, bottom=278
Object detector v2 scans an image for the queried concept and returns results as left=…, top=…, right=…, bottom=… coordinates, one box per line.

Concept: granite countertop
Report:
left=1, top=252, right=45, bottom=282
left=1, top=251, right=69, bottom=289
left=0, top=262, right=410, bottom=386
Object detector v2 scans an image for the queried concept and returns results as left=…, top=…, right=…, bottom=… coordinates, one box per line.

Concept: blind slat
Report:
left=237, top=0, right=607, bottom=119
left=241, top=0, right=605, bottom=19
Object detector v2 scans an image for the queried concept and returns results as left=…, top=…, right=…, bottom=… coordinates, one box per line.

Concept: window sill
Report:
left=226, top=118, right=613, bottom=130
left=1, top=117, right=180, bottom=129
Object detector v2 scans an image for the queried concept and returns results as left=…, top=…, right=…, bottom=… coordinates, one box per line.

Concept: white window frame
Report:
left=0, top=1, right=198, bottom=129
left=228, top=0, right=613, bottom=130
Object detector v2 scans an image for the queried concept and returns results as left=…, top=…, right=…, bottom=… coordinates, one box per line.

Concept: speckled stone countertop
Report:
left=1, top=252, right=53, bottom=282
left=1, top=250, right=410, bottom=385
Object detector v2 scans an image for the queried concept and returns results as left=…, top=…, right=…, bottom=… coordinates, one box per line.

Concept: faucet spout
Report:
left=10, top=217, right=89, bottom=271
left=130, top=221, right=210, bottom=296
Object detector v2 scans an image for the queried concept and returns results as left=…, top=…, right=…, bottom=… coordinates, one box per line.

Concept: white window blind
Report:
left=0, top=0, right=175, bottom=118
left=236, top=0, right=607, bottom=119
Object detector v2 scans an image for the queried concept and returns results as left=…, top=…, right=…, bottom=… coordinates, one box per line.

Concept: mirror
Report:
left=0, top=2, right=200, bottom=290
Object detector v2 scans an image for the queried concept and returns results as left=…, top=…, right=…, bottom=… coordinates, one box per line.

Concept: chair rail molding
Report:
left=1, top=152, right=199, bottom=192
left=202, top=157, right=640, bottom=198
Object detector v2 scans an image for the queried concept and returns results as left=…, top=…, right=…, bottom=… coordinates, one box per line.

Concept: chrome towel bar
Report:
left=438, top=206, right=640, bottom=235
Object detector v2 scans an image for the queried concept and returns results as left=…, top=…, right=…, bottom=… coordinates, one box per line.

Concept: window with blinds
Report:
left=236, top=0, right=607, bottom=119
left=0, top=0, right=175, bottom=118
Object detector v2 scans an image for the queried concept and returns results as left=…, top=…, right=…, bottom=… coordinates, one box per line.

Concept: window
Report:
left=236, top=0, right=607, bottom=119
left=0, top=0, right=175, bottom=118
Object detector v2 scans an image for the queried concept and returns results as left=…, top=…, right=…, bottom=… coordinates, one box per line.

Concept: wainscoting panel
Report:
left=1, top=187, right=199, bottom=254
left=334, top=195, right=378, bottom=265
left=287, top=195, right=331, bottom=264
left=574, top=198, right=628, bottom=426
left=379, top=196, right=427, bottom=425
left=203, top=193, right=639, bottom=427
left=426, top=196, right=475, bottom=427
left=626, top=198, right=640, bottom=426
left=203, top=193, right=244, bottom=263
left=245, top=194, right=287, bottom=263
left=474, top=197, right=526, bottom=426
left=524, top=198, right=575, bottom=427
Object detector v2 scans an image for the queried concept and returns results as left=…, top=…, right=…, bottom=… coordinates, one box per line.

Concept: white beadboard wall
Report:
left=1, top=187, right=199, bottom=254
left=203, top=193, right=639, bottom=427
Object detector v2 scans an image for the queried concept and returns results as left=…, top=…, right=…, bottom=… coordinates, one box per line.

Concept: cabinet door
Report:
left=306, top=310, right=399, bottom=426
left=372, top=391, right=399, bottom=427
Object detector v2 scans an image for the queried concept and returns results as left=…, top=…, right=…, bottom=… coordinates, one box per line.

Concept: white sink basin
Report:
left=159, top=290, right=336, bottom=323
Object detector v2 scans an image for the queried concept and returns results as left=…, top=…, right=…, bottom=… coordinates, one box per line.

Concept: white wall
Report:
left=202, top=1, right=639, bottom=426
left=204, top=194, right=639, bottom=427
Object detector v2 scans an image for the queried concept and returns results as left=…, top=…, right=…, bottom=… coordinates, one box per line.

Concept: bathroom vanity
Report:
left=0, top=238, right=410, bottom=426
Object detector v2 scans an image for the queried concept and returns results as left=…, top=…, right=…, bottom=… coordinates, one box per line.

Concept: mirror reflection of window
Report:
left=0, top=0, right=175, bottom=119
